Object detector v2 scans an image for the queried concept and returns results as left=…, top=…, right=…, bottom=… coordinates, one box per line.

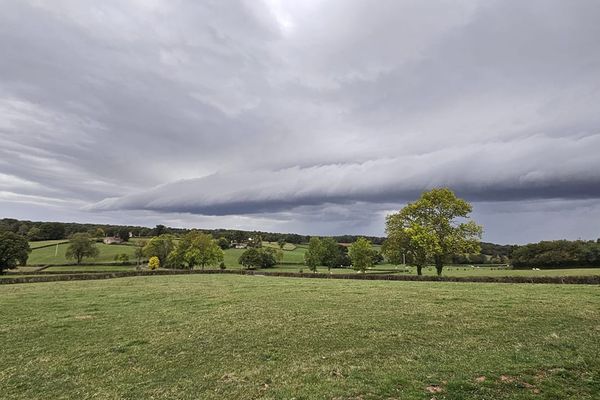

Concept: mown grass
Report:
left=1, top=275, right=598, bottom=399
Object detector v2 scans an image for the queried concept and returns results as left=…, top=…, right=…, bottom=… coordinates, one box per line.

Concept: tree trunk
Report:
left=416, top=266, right=422, bottom=276
left=434, top=255, right=443, bottom=276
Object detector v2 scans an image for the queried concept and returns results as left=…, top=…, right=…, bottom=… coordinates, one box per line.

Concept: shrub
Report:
left=114, top=253, right=129, bottom=263
left=148, top=256, right=160, bottom=270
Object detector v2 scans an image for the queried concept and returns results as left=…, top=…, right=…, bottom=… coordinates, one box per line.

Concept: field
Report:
left=367, top=265, right=600, bottom=277
left=27, top=242, right=137, bottom=265
left=1, top=275, right=599, bottom=399
left=25, top=240, right=600, bottom=278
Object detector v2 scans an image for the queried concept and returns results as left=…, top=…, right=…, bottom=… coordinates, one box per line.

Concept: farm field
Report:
left=366, top=265, right=600, bottom=277
left=1, top=275, right=598, bottom=399
left=26, top=240, right=600, bottom=278
left=27, top=242, right=137, bottom=265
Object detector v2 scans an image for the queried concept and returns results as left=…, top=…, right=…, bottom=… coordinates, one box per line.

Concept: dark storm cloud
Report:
left=2, top=0, right=600, bottom=243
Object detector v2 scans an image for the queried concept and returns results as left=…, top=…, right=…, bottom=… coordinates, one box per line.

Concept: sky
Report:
left=1, top=0, right=600, bottom=244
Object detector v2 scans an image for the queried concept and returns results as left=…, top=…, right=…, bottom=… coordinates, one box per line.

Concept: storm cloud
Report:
left=1, top=0, right=600, bottom=243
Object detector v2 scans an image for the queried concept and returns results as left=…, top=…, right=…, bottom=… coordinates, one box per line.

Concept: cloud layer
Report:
left=2, top=0, right=600, bottom=243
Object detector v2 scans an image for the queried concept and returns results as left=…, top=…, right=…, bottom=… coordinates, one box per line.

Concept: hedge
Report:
left=1, top=269, right=599, bottom=285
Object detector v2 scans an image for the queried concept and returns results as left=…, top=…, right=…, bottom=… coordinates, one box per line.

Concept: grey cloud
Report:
left=2, top=0, right=600, bottom=243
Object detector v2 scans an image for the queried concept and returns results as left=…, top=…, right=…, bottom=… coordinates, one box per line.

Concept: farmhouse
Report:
left=103, top=236, right=124, bottom=245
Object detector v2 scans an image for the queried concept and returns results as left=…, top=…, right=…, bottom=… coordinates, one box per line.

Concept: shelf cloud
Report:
left=2, top=0, right=600, bottom=243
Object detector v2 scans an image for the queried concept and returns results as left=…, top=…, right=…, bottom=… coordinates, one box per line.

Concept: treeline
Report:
left=512, top=240, right=600, bottom=269
left=0, top=218, right=387, bottom=245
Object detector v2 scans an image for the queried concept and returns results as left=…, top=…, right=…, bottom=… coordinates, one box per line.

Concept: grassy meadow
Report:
left=27, top=242, right=137, bottom=265
left=1, top=274, right=599, bottom=399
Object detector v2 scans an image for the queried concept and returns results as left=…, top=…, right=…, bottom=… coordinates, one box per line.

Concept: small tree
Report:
left=148, top=256, right=160, bottom=270
left=304, top=237, right=324, bottom=273
left=134, top=240, right=146, bottom=267
left=114, top=253, right=130, bottom=263
left=321, top=237, right=351, bottom=271
left=275, top=249, right=284, bottom=265
left=0, top=232, right=31, bottom=274
left=348, top=237, right=374, bottom=272
left=217, top=237, right=230, bottom=250
left=239, top=248, right=261, bottom=269
left=65, top=233, right=99, bottom=264
left=277, top=238, right=286, bottom=249
left=238, top=248, right=276, bottom=269
left=117, top=228, right=130, bottom=242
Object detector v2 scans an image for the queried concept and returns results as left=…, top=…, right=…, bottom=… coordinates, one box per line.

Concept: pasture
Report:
left=1, top=274, right=598, bottom=399
left=27, top=242, right=137, bottom=265
left=25, top=240, right=600, bottom=278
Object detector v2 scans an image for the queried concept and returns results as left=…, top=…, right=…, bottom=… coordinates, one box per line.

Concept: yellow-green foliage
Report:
left=148, top=256, right=160, bottom=270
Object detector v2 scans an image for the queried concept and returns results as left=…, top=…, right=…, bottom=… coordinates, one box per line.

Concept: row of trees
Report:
left=0, top=219, right=387, bottom=246
left=142, top=232, right=224, bottom=269
left=511, top=240, right=600, bottom=268
left=303, top=237, right=386, bottom=272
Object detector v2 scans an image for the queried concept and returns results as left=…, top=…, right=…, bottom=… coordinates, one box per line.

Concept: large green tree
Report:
left=385, top=188, right=482, bottom=276
left=65, top=233, right=99, bottom=264
left=143, top=234, right=176, bottom=267
left=169, top=231, right=224, bottom=270
left=348, top=237, right=374, bottom=272
left=0, top=232, right=31, bottom=274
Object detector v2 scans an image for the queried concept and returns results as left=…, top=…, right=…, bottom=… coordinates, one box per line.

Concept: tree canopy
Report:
left=169, top=231, right=224, bottom=270
left=238, top=247, right=277, bottom=269
left=143, top=234, right=175, bottom=267
left=348, top=237, right=374, bottom=272
left=304, top=237, right=324, bottom=272
left=65, top=233, right=99, bottom=264
left=385, top=188, right=482, bottom=275
left=0, top=232, right=31, bottom=274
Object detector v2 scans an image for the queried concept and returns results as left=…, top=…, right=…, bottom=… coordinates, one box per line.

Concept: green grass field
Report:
left=368, top=265, right=600, bottom=277
left=27, top=242, right=137, bottom=265
left=0, top=275, right=598, bottom=399
left=27, top=240, right=600, bottom=278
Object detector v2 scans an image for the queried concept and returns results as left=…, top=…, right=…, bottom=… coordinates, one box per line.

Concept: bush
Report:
left=148, top=256, right=160, bottom=270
